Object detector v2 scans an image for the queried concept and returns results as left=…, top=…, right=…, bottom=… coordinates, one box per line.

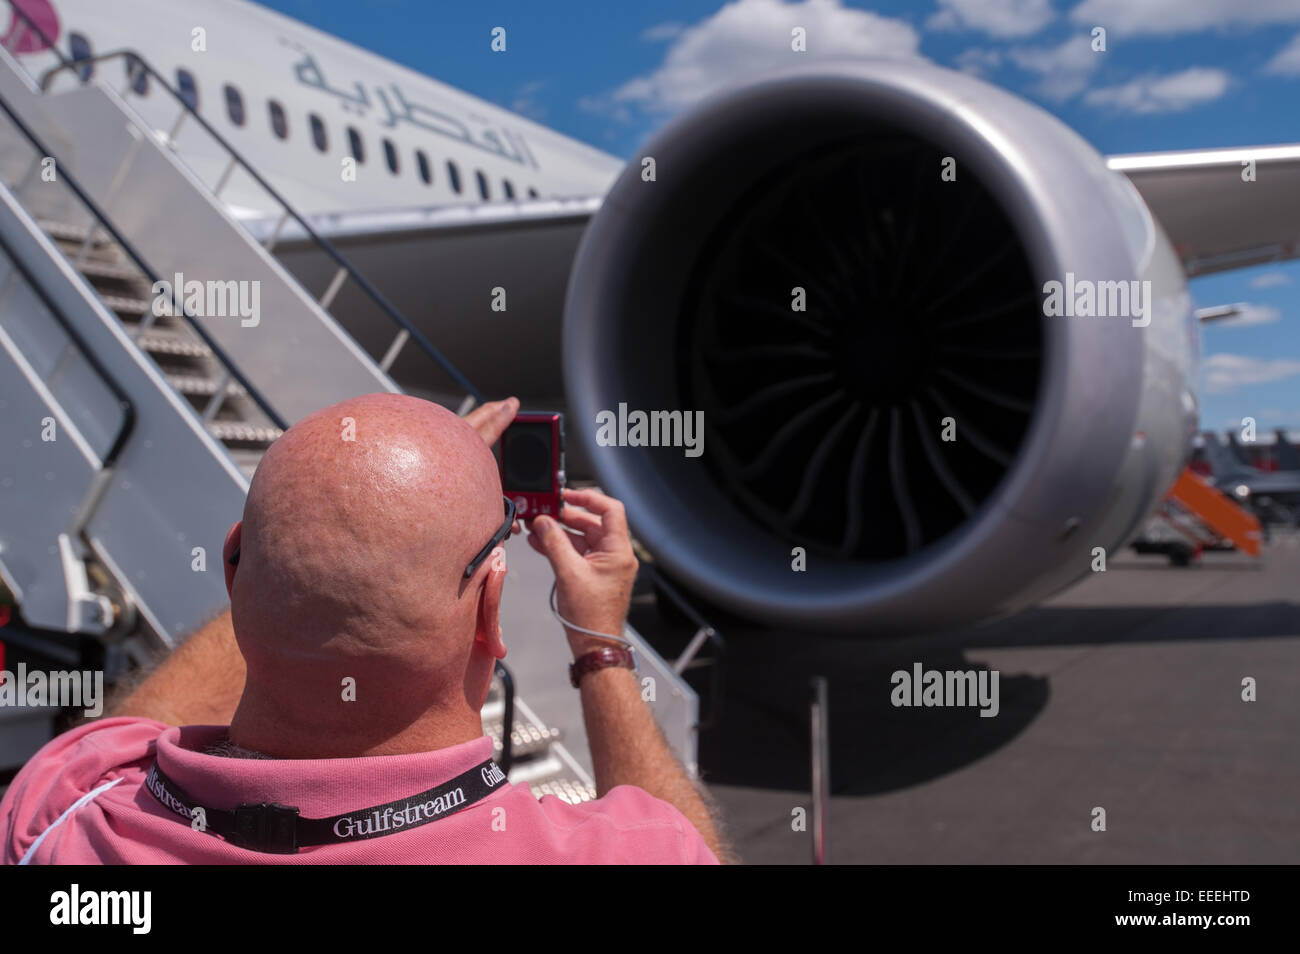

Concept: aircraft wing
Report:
left=247, top=197, right=602, bottom=406
left=253, top=142, right=1300, bottom=406
left=1108, top=144, right=1300, bottom=277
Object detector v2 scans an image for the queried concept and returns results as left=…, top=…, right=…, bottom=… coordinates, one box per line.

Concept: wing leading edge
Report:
left=1109, top=144, right=1300, bottom=277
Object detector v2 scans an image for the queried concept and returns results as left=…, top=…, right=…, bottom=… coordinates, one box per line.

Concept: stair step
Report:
left=530, top=778, right=598, bottom=804
left=38, top=220, right=113, bottom=246
left=76, top=259, right=146, bottom=282
left=166, top=373, right=246, bottom=398
left=206, top=421, right=283, bottom=444
left=483, top=717, right=561, bottom=761
left=101, top=294, right=153, bottom=316
left=135, top=333, right=211, bottom=358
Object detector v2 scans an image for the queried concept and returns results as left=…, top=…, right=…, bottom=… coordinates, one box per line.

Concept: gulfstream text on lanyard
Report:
left=144, top=756, right=507, bottom=854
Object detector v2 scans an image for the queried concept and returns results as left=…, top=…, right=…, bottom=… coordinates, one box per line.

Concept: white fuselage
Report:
left=10, top=0, right=622, bottom=216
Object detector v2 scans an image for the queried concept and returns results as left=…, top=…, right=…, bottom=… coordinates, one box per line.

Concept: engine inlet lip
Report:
left=563, top=61, right=1143, bottom=629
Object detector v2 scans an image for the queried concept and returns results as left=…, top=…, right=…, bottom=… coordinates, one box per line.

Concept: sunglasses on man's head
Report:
left=465, top=496, right=516, bottom=579
left=227, top=496, right=517, bottom=579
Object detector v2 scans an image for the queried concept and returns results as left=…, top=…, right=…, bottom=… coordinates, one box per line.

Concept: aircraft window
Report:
left=224, top=85, right=245, bottom=126
left=383, top=138, right=399, bottom=175
left=502, top=179, right=515, bottom=199
left=69, top=33, right=93, bottom=81
left=415, top=149, right=431, bottom=185
left=268, top=100, right=288, bottom=140
left=348, top=126, right=365, bottom=163
left=309, top=113, right=327, bottom=152
left=476, top=170, right=490, bottom=200
left=124, top=54, right=148, bottom=96
left=447, top=160, right=462, bottom=194
left=176, top=69, right=199, bottom=111
left=527, top=187, right=538, bottom=198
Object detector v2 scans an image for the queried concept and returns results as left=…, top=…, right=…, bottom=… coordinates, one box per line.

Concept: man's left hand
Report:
left=462, top=396, right=520, bottom=446
left=463, top=396, right=522, bottom=533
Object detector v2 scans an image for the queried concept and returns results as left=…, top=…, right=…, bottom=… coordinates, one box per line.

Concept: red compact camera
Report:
left=500, top=411, right=565, bottom=520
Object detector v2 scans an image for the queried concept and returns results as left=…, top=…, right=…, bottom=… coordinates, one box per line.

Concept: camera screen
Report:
left=502, top=422, right=554, bottom=492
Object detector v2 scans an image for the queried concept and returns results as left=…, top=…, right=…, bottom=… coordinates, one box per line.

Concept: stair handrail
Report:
left=0, top=1, right=484, bottom=404
left=0, top=91, right=290, bottom=432
left=0, top=210, right=136, bottom=467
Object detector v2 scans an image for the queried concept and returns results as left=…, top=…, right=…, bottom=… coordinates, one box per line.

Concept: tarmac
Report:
left=658, top=532, right=1300, bottom=864
left=4, top=527, right=1295, bottom=865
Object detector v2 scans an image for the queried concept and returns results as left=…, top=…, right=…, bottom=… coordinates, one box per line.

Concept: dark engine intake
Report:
left=564, top=61, right=1196, bottom=634
left=685, top=138, right=1041, bottom=560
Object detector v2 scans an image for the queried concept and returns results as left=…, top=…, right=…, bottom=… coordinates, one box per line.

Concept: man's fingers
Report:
left=526, top=522, right=589, bottom=557
left=527, top=515, right=587, bottom=575
left=560, top=488, right=629, bottom=539
left=557, top=505, right=603, bottom=537
left=462, top=396, right=519, bottom=445
left=561, top=487, right=611, bottom=509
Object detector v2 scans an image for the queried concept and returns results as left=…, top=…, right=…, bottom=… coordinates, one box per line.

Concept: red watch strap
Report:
left=569, top=646, right=636, bottom=688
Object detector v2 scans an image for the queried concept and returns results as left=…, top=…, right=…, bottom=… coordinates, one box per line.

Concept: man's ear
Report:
left=474, top=548, right=508, bottom=660
left=222, top=521, right=242, bottom=599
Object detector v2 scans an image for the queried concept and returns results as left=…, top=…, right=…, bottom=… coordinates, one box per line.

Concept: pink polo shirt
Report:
left=0, top=718, right=718, bottom=864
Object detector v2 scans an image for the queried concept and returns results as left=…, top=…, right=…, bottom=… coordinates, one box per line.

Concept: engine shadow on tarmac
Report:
left=631, top=579, right=1300, bottom=796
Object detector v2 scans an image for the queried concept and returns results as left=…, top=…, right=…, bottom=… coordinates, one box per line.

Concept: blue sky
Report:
left=257, top=0, right=1300, bottom=435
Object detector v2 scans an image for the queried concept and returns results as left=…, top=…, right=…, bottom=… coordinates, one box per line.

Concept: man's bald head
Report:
left=228, top=393, right=505, bottom=724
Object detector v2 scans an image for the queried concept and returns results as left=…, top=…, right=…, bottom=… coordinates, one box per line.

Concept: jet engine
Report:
left=562, top=61, right=1197, bottom=633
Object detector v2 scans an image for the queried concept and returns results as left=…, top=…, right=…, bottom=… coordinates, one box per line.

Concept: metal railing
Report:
left=0, top=92, right=290, bottom=432
left=809, top=676, right=829, bottom=865
left=1, top=0, right=484, bottom=404
left=0, top=226, right=136, bottom=467
left=657, top=565, right=725, bottom=729
left=494, top=661, right=516, bottom=774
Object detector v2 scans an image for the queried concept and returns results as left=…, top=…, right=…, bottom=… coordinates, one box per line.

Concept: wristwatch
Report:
left=569, top=646, right=637, bottom=688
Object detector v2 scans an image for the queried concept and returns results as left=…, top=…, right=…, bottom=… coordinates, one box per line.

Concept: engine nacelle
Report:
left=563, top=61, right=1196, bottom=633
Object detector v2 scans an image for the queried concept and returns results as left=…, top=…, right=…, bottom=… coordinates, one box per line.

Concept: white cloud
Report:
left=509, top=81, right=548, bottom=121
left=1069, top=0, right=1300, bottom=37
left=642, top=22, right=687, bottom=42
left=1203, top=353, right=1300, bottom=394
left=1083, top=67, right=1230, bottom=114
left=1008, top=35, right=1101, bottom=100
left=589, top=0, right=924, bottom=118
left=1249, top=271, right=1293, bottom=289
left=1263, top=32, right=1300, bottom=76
left=928, top=0, right=1056, bottom=38
left=1216, top=302, right=1283, bottom=328
left=577, top=93, right=633, bottom=124
left=955, top=47, right=1004, bottom=77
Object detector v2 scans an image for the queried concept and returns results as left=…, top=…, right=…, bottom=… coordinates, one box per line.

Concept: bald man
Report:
left=0, top=394, right=724, bottom=864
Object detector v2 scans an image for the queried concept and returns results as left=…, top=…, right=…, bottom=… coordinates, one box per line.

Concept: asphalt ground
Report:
left=644, top=533, right=1300, bottom=863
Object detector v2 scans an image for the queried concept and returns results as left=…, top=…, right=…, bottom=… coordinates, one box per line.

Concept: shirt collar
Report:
left=154, top=726, right=497, bottom=816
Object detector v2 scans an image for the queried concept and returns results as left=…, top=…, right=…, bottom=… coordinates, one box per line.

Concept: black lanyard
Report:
left=144, top=757, right=508, bottom=854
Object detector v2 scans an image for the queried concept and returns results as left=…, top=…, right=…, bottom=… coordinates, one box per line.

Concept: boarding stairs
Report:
left=36, top=218, right=284, bottom=478
left=0, top=16, right=609, bottom=798
left=1165, top=467, right=1262, bottom=558
left=1133, top=467, right=1263, bottom=565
